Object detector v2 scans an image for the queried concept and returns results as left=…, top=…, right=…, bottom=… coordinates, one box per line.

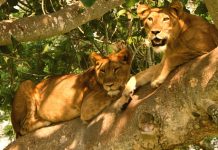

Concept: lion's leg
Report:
left=80, top=92, right=112, bottom=122
left=20, top=86, right=51, bottom=135
left=113, top=64, right=161, bottom=111
left=151, top=54, right=189, bottom=88
left=20, top=118, right=51, bottom=135
left=19, top=86, right=38, bottom=135
left=151, top=60, right=172, bottom=88
left=151, top=51, right=206, bottom=88
left=123, top=63, right=161, bottom=96
left=11, top=80, right=35, bottom=137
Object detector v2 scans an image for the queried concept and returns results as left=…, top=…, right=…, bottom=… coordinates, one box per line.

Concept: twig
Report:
left=18, top=0, right=32, bottom=11
left=49, top=0, right=57, bottom=12
left=77, top=27, right=84, bottom=34
left=17, top=4, right=32, bottom=13
left=41, top=0, right=47, bottom=14
left=111, top=24, right=118, bottom=39
left=18, top=70, right=46, bottom=77
left=19, top=0, right=33, bottom=10
left=0, top=53, right=26, bottom=61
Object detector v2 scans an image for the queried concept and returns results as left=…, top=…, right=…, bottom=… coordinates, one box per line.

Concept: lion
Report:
left=11, top=48, right=132, bottom=138
left=114, top=0, right=218, bottom=109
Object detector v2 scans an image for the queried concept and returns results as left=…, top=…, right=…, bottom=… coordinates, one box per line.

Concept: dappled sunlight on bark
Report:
left=6, top=48, right=218, bottom=150
left=32, top=123, right=63, bottom=138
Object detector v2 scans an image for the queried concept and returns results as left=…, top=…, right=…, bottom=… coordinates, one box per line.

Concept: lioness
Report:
left=115, top=0, right=218, bottom=107
left=11, top=48, right=132, bottom=137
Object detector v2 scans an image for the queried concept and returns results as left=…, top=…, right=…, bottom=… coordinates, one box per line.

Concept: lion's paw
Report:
left=207, top=104, right=218, bottom=124
left=20, top=117, right=35, bottom=135
left=112, top=95, right=130, bottom=112
left=20, top=120, right=33, bottom=135
left=151, top=79, right=163, bottom=88
left=20, top=125, right=29, bottom=135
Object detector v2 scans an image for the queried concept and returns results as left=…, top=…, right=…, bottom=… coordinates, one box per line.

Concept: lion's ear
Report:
left=170, top=0, right=183, bottom=16
left=117, top=48, right=132, bottom=64
left=137, top=4, right=150, bottom=20
left=90, top=52, right=103, bottom=65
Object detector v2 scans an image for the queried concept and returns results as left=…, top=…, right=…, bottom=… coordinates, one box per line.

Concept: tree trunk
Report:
left=204, top=0, right=218, bottom=29
left=0, top=0, right=124, bottom=46
left=5, top=48, right=218, bottom=150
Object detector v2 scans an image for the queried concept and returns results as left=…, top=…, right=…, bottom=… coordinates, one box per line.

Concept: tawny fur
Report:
left=117, top=0, right=218, bottom=107
left=11, top=48, right=132, bottom=138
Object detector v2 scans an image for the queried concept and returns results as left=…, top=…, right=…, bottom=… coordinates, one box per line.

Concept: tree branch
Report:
left=204, top=0, right=218, bottom=28
left=0, top=0, right=124, bottom=46
left=5, top=48, right=218, bottom=150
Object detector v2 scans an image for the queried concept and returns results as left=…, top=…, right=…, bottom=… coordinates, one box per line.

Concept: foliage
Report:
left=0, top=0, right=211, bottom=140
left=80, top=0, right=96, bottom=7
left=125, top=0, right=139, bottom=7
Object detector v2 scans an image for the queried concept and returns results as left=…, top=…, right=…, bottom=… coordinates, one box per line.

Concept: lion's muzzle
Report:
left=151, top=37, right=167, bottom=47
left=103, top=83, right=121, bottom=97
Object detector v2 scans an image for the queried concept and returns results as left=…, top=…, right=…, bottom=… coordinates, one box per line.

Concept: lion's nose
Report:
left=105, top=82, right=114, bottom=87
left=151, top=30, right=160, bottom=35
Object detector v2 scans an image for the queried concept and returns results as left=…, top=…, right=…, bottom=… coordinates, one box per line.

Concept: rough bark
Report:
left=0, top=0, right=124, bottom=46
left=5, top=48, right=218, bottom=150
left=204, top=0, right=218, bottom=29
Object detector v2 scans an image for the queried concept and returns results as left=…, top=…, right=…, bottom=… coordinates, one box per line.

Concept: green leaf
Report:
left=125, top=0, right=139, bottom=8
left=81, top=0, right=96, bottom=7
left=195, top=1, right=208, bottom=15
left=117, top=9, right=126, bottom=17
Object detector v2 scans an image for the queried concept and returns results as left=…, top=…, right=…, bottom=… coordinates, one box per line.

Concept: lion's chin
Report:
left=107, top=90, right=120, bottom=97
left=152, top=45, right=167, bottom=53
left=151, top=38, right=167, bottom=53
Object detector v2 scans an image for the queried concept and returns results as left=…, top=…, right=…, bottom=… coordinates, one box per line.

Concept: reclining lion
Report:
left=116, top=0, right=218, bottom=107
left=11, top=48, right=132, bottom=137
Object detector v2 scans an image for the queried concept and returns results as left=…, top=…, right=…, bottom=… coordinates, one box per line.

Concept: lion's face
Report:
left=91, top=49, right=132, bottom=97
left=137, top=1, right=183, bottom=53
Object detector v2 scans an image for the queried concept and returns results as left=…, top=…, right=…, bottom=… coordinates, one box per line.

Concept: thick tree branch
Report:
left=204, top=0, right=218, bottom=28
left=5, top=48, right=218, bottom=150
left=0, top=0, right=124, bottom=46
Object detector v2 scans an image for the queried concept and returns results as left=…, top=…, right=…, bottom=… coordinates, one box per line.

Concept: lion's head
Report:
left=137, top=0, right=184, bottom=53
left=90, top=48, right=132, bottom=97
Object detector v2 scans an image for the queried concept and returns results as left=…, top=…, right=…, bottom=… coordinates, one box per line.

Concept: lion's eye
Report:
left=163, top=17, right=170, bottom=21
left=114, top=67, right=120, bottom=73
left=147, top=17, right=153, bottom=21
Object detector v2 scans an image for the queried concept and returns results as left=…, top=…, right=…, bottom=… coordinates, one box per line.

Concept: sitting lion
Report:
left=115, top=0, right=218, bottom=108
left=11, top=48, right=132, bottom=138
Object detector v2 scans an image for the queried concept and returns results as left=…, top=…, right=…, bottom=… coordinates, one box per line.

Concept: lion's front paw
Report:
left=112, top=95, right=130, bottom=112
left=151, top=78, right=164, bottom=88
left=151, top=77, right=165, bottom=88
